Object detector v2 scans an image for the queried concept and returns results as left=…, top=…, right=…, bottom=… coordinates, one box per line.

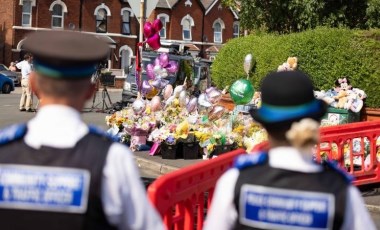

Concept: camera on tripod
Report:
left=89, top=61, right=114, bottom=113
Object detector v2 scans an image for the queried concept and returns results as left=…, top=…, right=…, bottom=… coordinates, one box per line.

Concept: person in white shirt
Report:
left=16, top=53, right=33, bottom=112
left=0, top=31, right=166, bottom=230
left=204, top=70, right=376, bottom=230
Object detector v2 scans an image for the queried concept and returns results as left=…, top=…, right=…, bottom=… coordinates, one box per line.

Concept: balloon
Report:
left=205, top=87, right=216, bottom=94
left=153, top=19, right=163, bottom=32
left=150, top=96, right=162, bottom=112
left=186, top=97, right=198, bottom=113
left=143, top=22, right=154, bottom=38
left=163, top=85, right=173, bottom=100
left=209, top=106, right=225, bottom=121
left=207, top=89, right=222, bottom=104
left=159, top=68, right=168, bottom=78
left=198, top=93, right=212, bottom=108
left=165, top=95, right=176, bottom=107
left=154, top=57, right=160, bottom=67
left=244, top=54, right=253, bottom=75
left=146, top=33, right=161, bottom=50
left=179, top=90, right=187, bottom=107
left=132, top=98, right=146, bottom=115
left=153, top=65, right=161, bottom=75
left=141, top=80, right=153, bottom=97
left=158, top=53, right=169, bottom=67
left=146, top=64, right=155, bottom=79
left=166, top=61, right=179, bottom=73
left=151, top=78, right=169, bottom=89
left=229, top=79, right=255, bottom=105
left=145, top=81, right=159, bottom=99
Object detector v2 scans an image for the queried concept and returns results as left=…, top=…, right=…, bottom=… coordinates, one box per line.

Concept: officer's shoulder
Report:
left=0, top=123, right=27, bottom=146
left=323, top=160, right=353, bottom=183
left=234, top=152, right=268, bottom=170
left=88, top=125, right=119, bottom=142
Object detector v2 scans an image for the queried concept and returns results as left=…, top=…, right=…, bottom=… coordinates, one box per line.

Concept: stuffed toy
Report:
left=314, top=90, right=335, bottom=106
left=334, top=90, right=348, bottom=109
left=277, top=57, right=298, bottom=72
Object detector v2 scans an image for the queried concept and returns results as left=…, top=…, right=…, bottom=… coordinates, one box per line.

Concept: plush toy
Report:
left=277, top=57, right=298, bottom=72
left=314, top=90, right=335, bottom=106
left=334, top=90, right=348, bottom=109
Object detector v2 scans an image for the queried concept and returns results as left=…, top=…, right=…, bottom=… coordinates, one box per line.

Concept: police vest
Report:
left=232, top=153, right=351, bottom=230
left=0, top=124, right=117, bottom=230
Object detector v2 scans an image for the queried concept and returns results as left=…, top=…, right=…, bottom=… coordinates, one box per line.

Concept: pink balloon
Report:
left=153, top=19, right=163, bottom=32
left=146, top=64, right=155, bottom=80
left=186, top=97, right=198, bottom=113
left=150, top=96, right=162, bottom=112
left=163, top=85, right=173, bottom=100
left=166, top=61, right=179, bottom=73
left=146, top=33, right=161, bottom=50
left=159, top=53, right=169, bottom=67
left=154, top=57, right=160, bottom=67
left=143, top=22, right=154, bottom=39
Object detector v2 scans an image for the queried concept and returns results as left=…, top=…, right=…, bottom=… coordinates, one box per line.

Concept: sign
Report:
left=239, top=184, right=335, bottom=230
left=128, top=0, right=159, bottom=20
left=0, top=164, right=90, bottom=213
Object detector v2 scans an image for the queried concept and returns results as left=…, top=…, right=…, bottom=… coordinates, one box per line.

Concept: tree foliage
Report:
left=222, top=0, right=378, bottom=33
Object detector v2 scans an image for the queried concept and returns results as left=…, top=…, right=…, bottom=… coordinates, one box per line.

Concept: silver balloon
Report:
left=186, top=97, right=198, bottom=113
left=173, top=85, right=185, bottom=98
left=165, top=95, right=176, bottom=107
left=132, top=98, right=146, bottom=115
left=205, top=87, right=217, bottom=94
left=179, top=90, right=187, bottom=107
left=207, top=89, right=222, bottom=104
left=159, top=68, right=168, bottom=78
left=198, top=93, right=212, bottom=108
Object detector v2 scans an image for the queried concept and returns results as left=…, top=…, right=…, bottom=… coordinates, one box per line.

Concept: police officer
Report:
left=204, top=71, right=375, bottom=230
left=0, top=31, right=165, bottom=230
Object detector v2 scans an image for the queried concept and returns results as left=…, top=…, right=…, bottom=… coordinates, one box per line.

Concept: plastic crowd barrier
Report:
left=148, top=120, right=380, bottom=229
left=147, top=149, right=245, bottom=230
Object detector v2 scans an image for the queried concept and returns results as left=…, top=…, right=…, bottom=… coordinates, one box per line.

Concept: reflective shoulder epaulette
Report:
left=234, top=152, right=268, bottom=170
left=324, top=160, right=353, bottom=183
left=88, top=125, right=118, bottom=142
left=0, top=123, right=27, bottom=146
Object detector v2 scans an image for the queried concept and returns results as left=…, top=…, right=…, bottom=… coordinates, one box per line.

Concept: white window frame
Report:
left=121, top=8, right=133, bottom=35
left=20, top=0, right=35, bottom=27
left=94, top=3, right=111, bottom=33
left=157, top=13, right=169, bottom=39
left=181, top=14, right=194, bottom=41
left=213, top=18, right=225, bottom=43
left=233, top=21, right=240, bottom=38
left=49, top=0, right=68, bottom=29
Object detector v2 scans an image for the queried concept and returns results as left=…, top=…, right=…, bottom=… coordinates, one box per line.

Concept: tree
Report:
left=366, top=0, right=380, bottom=28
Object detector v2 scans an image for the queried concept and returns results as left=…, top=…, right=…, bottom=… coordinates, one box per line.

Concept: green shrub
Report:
left=212, top=27, right=380, bottom=108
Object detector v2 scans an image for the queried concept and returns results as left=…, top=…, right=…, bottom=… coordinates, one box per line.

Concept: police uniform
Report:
left=204, top=71, right=376, bottom=230
left=0, top=31, right=165, bottom=230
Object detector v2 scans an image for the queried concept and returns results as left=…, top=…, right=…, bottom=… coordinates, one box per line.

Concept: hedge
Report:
left=211, top=27, right=380, bottom=108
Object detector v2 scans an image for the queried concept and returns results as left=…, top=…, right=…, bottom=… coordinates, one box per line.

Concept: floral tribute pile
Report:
left=105, top=83, right=267, bottom=158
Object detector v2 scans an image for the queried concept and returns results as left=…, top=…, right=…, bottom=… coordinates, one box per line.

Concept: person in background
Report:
left=0, top=30, right=165, bottom=230
left=204, top=71, right=375, bottom=230
left=16, top=53, right=33, bottom=112
left=8, top=62, right=17, bottom=72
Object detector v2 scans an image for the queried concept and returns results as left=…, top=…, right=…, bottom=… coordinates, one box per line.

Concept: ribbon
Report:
left=135, top=42, right=144, bottom=93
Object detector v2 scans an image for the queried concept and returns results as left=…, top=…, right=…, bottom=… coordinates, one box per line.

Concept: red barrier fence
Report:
left=147, top=149, right=245, bottom=230
left=148, top=120, right=380, bottom=229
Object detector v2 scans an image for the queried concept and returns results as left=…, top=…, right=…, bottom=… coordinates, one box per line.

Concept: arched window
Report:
left=119, top=45, right=133, bottom=71
left=233, top=22, right=240, bottom=38
left=121, top=8, right=133, bottom=35
left=49, top=1, right=67, bottom=29
left=94, top=4, right=111, bottom=33
left=213, top=19, right=225, bottom=43
left=181, top=15, right=194, bottom=40
left=157, top=14, right=170, bottom=39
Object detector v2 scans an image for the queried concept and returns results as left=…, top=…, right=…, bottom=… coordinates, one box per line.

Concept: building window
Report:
left=122, top=10, right=130, bottom=34
left=213, top=18, right=225, bottom=43
left=233, top=22, right=240, bottom=38
left=157, top=14, right=169, bottom=39
left=181, top=15, right=194, bottom=41
left=94, top=3, right=111, bottom=33
left=49, top=1, right=67, bottom=29
left=22, top=0, right=32, bottom=27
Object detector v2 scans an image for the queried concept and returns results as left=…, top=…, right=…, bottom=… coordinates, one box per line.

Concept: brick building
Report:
left=0, top=0, right=239, bottom=73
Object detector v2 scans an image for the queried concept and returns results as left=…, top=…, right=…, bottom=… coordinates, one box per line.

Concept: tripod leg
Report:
left=105, top=88, right=112, bottom=107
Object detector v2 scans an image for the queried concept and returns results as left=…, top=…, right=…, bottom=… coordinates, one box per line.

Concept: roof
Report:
left=205, top=45, right=222, bottom=53
left=157, top=0, right=178, bottom=9
left=201, top=0, right=215, bottom=10
left=185, top=44, right=200, bottom=51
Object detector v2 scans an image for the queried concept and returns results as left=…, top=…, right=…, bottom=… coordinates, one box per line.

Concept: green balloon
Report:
left=229, top=79, right=255, bottom=105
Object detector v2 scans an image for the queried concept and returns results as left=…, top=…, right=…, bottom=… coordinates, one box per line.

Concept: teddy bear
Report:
left=334, top=90, right=348, bottom=109
left=277, top=57, right=298, bottom=72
